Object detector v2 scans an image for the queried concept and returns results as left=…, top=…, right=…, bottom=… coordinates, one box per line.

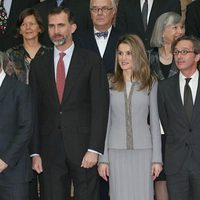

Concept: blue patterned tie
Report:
left=0, top=0, right=7, bottom=34
left=95, top=31, right=108, bottom=39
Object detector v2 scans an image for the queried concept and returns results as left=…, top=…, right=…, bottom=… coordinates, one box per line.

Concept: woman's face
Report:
left=20, top=15, right=41, bottom=41
left=117, top=43, right=134, bottom=72
left=162, top=22, right=185, bottom=44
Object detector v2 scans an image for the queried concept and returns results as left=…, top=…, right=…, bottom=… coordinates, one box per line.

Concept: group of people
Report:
left=1, top=0, right=200, bottom=200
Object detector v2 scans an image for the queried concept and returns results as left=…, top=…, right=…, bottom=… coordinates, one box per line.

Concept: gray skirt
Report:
left=108, top=149, right=153, bottom=200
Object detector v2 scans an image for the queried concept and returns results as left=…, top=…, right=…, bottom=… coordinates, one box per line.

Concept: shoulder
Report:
left=74, top=46, right=101, bottom=60
left=159, top=74, right=178, bottom=88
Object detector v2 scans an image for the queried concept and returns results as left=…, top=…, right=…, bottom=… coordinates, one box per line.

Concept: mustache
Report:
left=52, top=33, right=63, bottom=38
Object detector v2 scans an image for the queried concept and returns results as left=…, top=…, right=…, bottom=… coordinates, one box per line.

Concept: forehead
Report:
left=23, top=15, right=36, bottom=22
left=48, top=12, right=69, bottom=24
left=118, top=43, right=131, bottom=51
left=175, top=40, right=193, bottom=49
left=91, top=0, right=112, bottom=6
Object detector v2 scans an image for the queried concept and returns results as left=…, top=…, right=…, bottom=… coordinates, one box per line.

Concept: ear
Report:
left=71, top=23, right=77, bottom=34
left=195, top=53, right=200, bottom=62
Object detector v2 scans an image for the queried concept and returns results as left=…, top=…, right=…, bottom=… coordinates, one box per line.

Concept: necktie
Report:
left=0, top=0, right=7, bottom=34
left=95, top=31, right=108, bottom=39
left=142, top=0, right=148, bottom=31
left=56, top=0, right=64, bottom=7
left=56, top=52, right=66, bottom=103
left=184, top=78, right=193, bottom=121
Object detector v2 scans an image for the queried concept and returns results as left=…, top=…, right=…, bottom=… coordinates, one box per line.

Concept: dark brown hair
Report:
left=48, top=7, right=76, bottom=25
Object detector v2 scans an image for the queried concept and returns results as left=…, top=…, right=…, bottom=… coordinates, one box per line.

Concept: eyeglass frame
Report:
left=172, top=49, right=197, bottom=56
left=90, top=6, right=114, bottom=14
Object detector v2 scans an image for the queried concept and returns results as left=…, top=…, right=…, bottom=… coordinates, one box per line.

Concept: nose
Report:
left=97, top=8, right=103, bottom=14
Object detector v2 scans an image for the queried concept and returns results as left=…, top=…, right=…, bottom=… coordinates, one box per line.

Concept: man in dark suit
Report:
left=30, top=7, right=109, bottom=200
left=158, top=35, right=200, bottom=200
left=116, top=0, right=181, bottom=50
left=74, top=0, right=121, bottom=74
left=0, top=0, right=40, bottom=51
left=185, top=0, right=200, bottom=39
left=34, top=0, right=92, bottom=47
left=0, top=52, right=32, bottom=200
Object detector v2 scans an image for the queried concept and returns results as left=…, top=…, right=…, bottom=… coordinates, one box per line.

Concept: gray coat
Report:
left=100, top=81, right=162, bottom=164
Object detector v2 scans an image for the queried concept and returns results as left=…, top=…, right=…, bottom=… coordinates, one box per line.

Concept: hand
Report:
left=81, top=151, right=98, bottom=168
left=151, top=163, right=163, bottom=181
left=98, top=163, right=109, bottom=181
left=32, top=155, right=43, bottom=174
left=0, top=159, right=8, bottom=173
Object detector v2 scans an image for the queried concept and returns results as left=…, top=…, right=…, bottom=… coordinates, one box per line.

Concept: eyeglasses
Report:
left=173, top=50, right=196, bottom=56
left=90, top=7, right=113, bottom=14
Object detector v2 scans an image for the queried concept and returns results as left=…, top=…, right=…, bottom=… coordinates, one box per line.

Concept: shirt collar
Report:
left=54, top=42, right=75, bottom=58
left=0, top=69, right=6, bottom=87
left=179, top=69, right=199, bottom=83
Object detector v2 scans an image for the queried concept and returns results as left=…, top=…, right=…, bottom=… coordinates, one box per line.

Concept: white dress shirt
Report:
left=0, top=68, right=6, bottom=86
left=94, top=26, right=112, bottom=58
left=140, top=0, right=154, bottom=23
left=179, top=70, right=199, bottom=104
left=4, top=0, right=12, bottom=17
left=54, top=42, right=75, bottom=79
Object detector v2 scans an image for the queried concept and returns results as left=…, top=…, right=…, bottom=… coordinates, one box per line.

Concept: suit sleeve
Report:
left=149, top=81, right=162, bottom=164
left=89, top=56, right=109, bottom=154
left=1, top=85, right=33, bottom=167
left=99, top=106, right=111, bottom=164
left=157, top=81, right=169, bottom=136
left=115, top=0, right=128, bottom=33
left=29, top=59, right=40, bottom=155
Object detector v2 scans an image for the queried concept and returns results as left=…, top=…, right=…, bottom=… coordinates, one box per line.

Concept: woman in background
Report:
left=149, top=11, right=185, bottom=200
left=98, top=34, right=162, bottom=200
left=6, top=8, right=50, bottom=200
left=6, top=8, right=50, bottom=84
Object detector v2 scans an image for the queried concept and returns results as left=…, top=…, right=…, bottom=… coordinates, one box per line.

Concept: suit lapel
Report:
left=45, top=53, right=60, bottom=105
left=62, top=47, right=83, bottom=103
left=172, top=74, right=189, bottom=124
left=103, top=27, right=115, bottom=60
left=191, top=76, right=200, bottom=121
left=0, top=76, right=12, bottom=102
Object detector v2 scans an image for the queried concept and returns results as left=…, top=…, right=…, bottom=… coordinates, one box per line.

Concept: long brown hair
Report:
left=111, top=34, right=155, bottom=91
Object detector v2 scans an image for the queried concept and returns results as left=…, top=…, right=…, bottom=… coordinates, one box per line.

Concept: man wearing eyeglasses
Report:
left=158, top=35, right=200, bottom=200
left=74, top=0, right=121, bottom=74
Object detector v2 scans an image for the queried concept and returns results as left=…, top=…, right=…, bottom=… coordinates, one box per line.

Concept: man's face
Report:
left=90, top=0, right=115, bottom=31
left=48, top=11, right=76, bottom=48
left=173, top=40, right=200, bottom=74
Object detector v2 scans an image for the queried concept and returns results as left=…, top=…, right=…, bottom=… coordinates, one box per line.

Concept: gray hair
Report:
left=90, top=0, right=117, bottom=10
left=150, top=12, right=183, bottom=48
left=0, top=51, right=9, bottom=70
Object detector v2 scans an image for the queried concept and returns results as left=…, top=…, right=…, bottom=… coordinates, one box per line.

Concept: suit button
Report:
left=189, top=129, right=192, bottom=132
left=58, top=126, right=61, bottom=129
left=59, top=111, right=63, bottom=115
left=185, top=143, right=188, bottom=147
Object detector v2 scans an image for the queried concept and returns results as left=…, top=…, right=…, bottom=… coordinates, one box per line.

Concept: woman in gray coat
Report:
left=98, top=34, right=162, bottom=200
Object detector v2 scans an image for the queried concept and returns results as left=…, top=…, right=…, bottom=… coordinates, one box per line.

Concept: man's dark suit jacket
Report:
left=34, top=0, right=92, bottom=47
left=158, top=73, right=200, bottom=175
left=0, top=75, right=32, bottom=185
left=185, top=1, right=200, bottom=39
left=29, top=47, right=109, bottom=166
left=74, top=26, right=121, bottom=74
left=116, top=0, right=181, bottom=50
left=0, top=0, right=40, bottom=51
